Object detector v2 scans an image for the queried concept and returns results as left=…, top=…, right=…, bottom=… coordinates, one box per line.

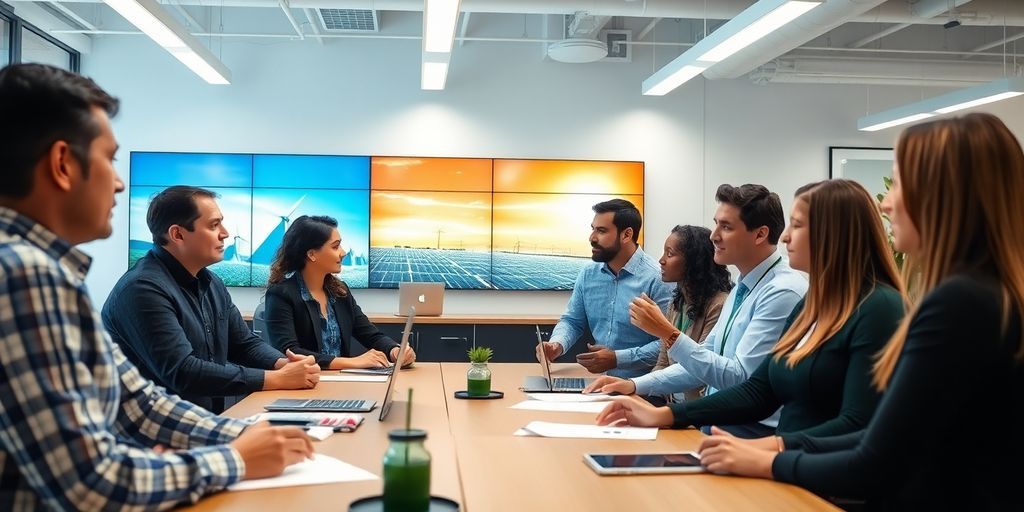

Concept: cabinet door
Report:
left=474, top=325, right=593, bottom=363
left=349, top=323, right=405, bottom=357
left=413, top=324, right=474, bottom=362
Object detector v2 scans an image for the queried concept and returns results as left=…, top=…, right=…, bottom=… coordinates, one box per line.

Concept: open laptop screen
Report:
left=536, top=325, right=552, bottom=389
left=379, top=307, right=415, bottom=421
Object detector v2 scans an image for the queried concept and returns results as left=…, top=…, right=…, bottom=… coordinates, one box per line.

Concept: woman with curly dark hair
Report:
left=586, top=225, right=732, bottom=402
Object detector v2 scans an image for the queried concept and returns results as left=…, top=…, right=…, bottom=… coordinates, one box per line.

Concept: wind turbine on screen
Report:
left=250, top=195, right=306, bottom=265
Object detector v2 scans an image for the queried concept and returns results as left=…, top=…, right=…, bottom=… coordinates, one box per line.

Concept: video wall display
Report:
left=129, top=153, right=643, bottom=290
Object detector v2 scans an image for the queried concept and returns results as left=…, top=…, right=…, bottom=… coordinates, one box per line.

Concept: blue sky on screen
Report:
left=128, top=186, right=253, bottom=252
left=253, top=155, right=370, bottom=189
left=250, top=188, right=370, bottom=265
left=130, top=153, right=253, bottom=188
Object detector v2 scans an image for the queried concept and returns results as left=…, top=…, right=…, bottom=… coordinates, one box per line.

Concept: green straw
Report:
left=405, top=388, right=413, bottom=464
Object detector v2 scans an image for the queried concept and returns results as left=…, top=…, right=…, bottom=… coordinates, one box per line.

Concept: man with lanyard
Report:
left=537, top=199, right=674, bottom=378
left=586, top=184, right=806, bottom=438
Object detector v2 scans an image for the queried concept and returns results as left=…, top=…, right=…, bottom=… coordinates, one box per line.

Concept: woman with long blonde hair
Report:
left=698, top=113, right=1024, bottom=509
left=597, top=179, right=906, bottom=441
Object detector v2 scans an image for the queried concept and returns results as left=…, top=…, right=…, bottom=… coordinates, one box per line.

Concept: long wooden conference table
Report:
left=185, top=363, right=838, bottom=511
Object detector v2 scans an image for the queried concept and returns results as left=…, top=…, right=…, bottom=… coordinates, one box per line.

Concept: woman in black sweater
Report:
left=597, top=180, right=906, bottom=446
left=263, top=215, right=416, bottom=370
left=698, top=113, right=1024, bottom=510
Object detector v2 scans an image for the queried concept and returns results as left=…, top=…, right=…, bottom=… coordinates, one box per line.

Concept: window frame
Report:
left=1, top=2, right=81, bottom=72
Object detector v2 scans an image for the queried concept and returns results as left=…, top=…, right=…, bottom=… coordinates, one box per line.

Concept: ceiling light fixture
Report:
left=858, top=77, right=1024, bottom=131
left=104, top=0, right=231, bottom=84
left=643, top=0, right=821, bottom=96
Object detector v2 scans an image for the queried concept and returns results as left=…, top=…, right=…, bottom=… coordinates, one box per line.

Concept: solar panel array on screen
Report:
left=368, top=248, right=493, bottom=289
left=490, top=252, right=587, bottom=290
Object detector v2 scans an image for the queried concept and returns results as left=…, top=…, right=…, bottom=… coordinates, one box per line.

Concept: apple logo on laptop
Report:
left=418, top=294, right=426, bottom=303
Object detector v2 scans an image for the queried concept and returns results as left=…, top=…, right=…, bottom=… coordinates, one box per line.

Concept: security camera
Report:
left=943, top=19, right=961, bottom=29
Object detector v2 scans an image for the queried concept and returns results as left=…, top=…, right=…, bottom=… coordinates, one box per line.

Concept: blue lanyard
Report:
left=718, top=256, right=782, bottom=356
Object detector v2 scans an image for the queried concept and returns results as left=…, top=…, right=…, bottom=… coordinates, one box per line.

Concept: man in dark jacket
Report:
left=103, top=186, right=320, bottom=412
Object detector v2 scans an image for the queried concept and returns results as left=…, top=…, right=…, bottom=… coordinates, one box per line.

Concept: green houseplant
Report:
left=466, top=346, right=494, bottom=397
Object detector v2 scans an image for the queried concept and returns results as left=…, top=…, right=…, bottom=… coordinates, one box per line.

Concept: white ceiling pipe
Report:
left=703, top=0, right=890, bottom=81
left=848, top=22, right=910, bottom=48
left=24, top=0, right=1024, bottom=26
left=751, top=55, right=1018, bottom=86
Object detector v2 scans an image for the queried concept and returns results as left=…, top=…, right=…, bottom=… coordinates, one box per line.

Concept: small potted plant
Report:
left=466, top=346, right=494, bottom=397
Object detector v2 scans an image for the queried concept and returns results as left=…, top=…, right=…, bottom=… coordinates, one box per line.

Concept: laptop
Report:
left=397, top=282, right=445, bottom=316
left=379, top=308, right=415, bottom=421
left=262, top=312, right=417, bottom=414
left=520, top=325, right=597, bottom=393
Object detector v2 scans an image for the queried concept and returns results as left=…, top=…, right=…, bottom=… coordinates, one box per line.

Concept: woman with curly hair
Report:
left=585, top=225, right=733, bottom=403
left=598, top=179, right=906, bottom=446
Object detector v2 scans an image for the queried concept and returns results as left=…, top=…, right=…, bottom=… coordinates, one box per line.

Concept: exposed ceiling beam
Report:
left=11, top=0, right=1024, bottom=27
left=458, top=11, right=470, bottom=46
left=172, top=3, right=207, bottom=33
left=848, top=0, right=975, bottom=48
left=279, top=0, right=304, bottom=39
left=8, top=1, right=92, bottom=52
left=46, top=1, right=97, bottom=30
left=303, top=8, right=324, bottom=45
left=636, top=17, right=661, bottom=40
left=969, top=30, right=1024, bottom=53
left=848, top=22, right=909, bottom=48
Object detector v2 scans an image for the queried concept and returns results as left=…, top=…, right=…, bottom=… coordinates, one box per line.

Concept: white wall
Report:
left=78, top=30, right=1024, bottom=316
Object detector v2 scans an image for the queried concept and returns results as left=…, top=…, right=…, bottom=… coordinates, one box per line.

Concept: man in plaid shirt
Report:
left=0, top=64, right=313, bottom=510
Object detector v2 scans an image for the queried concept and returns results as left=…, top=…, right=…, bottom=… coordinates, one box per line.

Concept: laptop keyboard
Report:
left=552, top=377, right=587, bottom=390
left=305, top=399, right=368, bottom=410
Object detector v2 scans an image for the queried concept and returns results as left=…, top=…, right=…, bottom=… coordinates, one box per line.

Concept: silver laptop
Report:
left=521, top=325, right=596, bottom=393
left=397, top=282, right=445, bottom=316
left=379, top=308, right=415, bottom=421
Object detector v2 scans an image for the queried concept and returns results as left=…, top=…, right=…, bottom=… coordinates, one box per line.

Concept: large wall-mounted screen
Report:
left=129, top=152, right=642, bottom=291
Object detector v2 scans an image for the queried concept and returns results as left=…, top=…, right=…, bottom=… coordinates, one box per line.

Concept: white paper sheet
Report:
left=513, top=421, right=657, bottom=440
left=321, top=375, right=388, bottom=382
left=510, top=400, right=609, bottom=414
left=227, top=454, right=378, bottom=491
left=525, top=393, right=613, bottom=403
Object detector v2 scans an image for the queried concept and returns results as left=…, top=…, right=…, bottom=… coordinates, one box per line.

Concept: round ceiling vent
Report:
left=547, top=38, right=608, bottom=64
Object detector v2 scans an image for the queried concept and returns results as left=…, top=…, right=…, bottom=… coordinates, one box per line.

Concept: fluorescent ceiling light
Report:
left=698, top=1, right=820, bottom=62
left=423, top=0, right=461, bottom=53
left=421, top=61, right=449, bottom=90
left=421, top=38, right=452, bottom=90
left=644, top=65, right=708, bottom=96
left=643, top=0, right=821, bottom=96
left=171, top=50, right=231, bottom=85
left=858, top=77, right=1024, bottom=131
left=860, top=113, right=935, bottom=132
left=934, top=91, right=1024, bottom=114
left=103, top=0, right=231, bottom=84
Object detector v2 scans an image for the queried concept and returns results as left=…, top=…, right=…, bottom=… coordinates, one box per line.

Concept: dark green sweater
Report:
left=668, top=283, right=904, bottom=437
left=773, top=272, right=1024, bottom=509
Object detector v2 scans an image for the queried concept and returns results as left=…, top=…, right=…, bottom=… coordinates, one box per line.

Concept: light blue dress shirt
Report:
left=632, top=253, right=807, bottom=427
left=551, top=247, right=674, bottom=378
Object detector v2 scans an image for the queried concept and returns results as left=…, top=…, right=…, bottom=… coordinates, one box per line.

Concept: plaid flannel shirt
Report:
left=0, top=206, right=248, bottom=511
